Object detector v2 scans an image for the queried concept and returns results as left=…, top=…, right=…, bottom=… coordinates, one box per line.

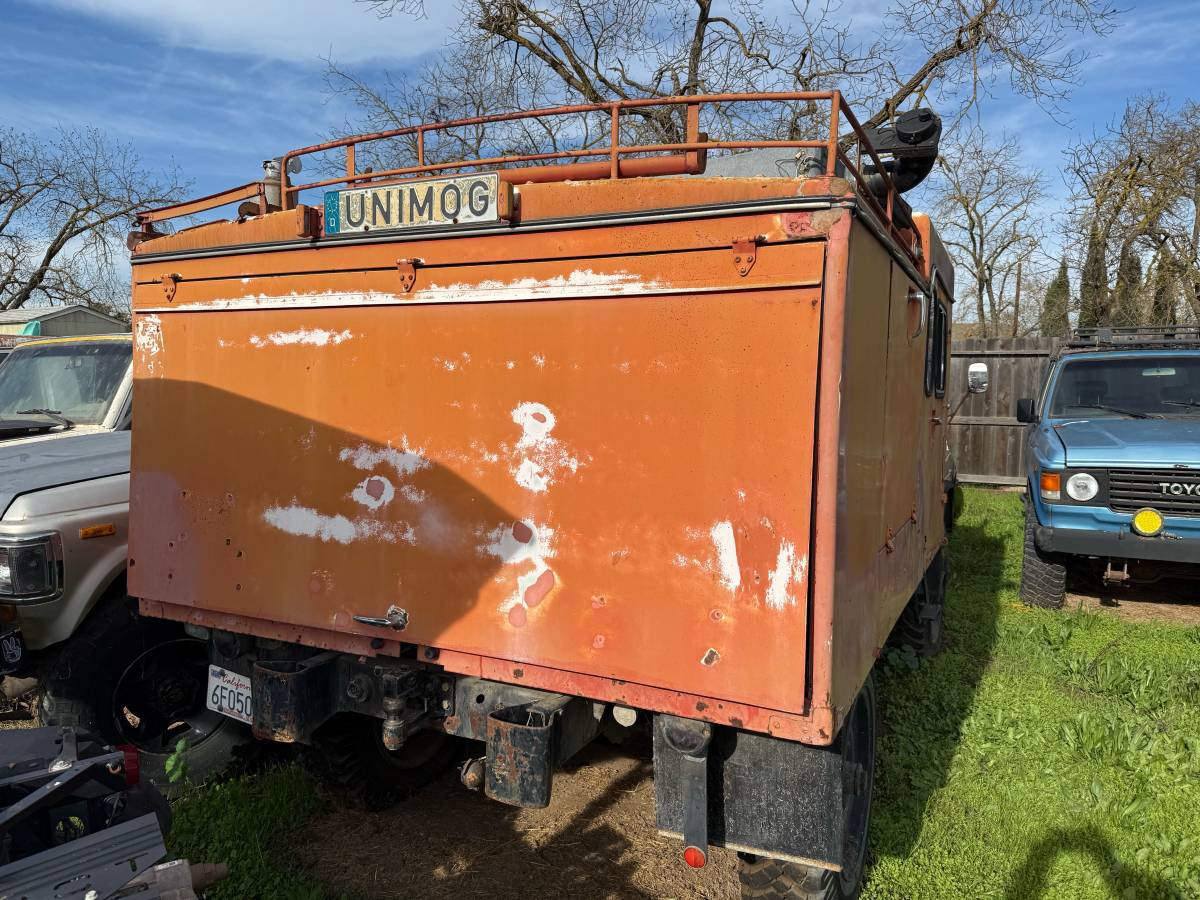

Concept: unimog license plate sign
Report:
left=324, top=172, right=502, bottom=235
left=206, top=665, right=252, bottom=724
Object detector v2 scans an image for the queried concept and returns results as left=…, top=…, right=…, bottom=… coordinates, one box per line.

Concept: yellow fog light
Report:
left=1132, top=508, right=1164, bottom=537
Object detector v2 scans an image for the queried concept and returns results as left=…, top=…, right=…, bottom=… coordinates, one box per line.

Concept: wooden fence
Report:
left=948, top=337, right=1061, bottom=486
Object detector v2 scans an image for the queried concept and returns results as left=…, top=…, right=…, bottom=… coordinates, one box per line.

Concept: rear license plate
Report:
left=0, top=627, right=24, bottom=674
left=324, top=172, right=502, bottom=235
left=206, top=665, right=252, bottom=724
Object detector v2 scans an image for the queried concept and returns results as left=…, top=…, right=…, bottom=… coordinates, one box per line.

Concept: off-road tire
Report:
left=38, top=589, right=251, bottom=790
left=738, top=675, right=877, bottom=900
left=303, top=713, right=466, bottom=811
left=1018, top=502, right=1067, bottom=609
left=889, top=550, right=947, bottom=657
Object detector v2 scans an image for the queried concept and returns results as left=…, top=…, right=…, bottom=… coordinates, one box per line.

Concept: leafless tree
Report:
left=0, top=127, right=183, bottom=314
left=331, top=0, right=1117, bottom=169
left=1066, top=96, right=1200, bottom=326
left=931, top=128, right=1048, bottom=337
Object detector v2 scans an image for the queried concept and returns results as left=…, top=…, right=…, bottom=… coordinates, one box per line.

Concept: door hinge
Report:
left=155, top=273, right=180, bottom=302
left=397, top=258, right=421, bottom=293
left=732, top=236, right=761, bottom=277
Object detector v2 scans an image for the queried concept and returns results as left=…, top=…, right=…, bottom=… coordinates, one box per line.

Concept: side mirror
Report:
left=967, top=362, right=989, bottom=394
left=1016, top=398, right=1036, bottom=424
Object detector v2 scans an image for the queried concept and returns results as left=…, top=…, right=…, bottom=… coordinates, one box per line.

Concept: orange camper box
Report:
left=129, top=93, right=966, bottom=898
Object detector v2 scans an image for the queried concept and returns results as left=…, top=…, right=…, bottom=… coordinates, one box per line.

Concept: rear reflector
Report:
left=683, top=846, right=707, bottom=868
left=117, top=744, right=140, bottom=786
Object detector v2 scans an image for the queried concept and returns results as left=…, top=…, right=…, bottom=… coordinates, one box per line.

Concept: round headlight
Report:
left=1065, top=472, right=1099, bottom=502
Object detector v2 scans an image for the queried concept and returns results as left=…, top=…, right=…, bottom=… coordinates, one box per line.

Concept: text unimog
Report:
left=127, top=92, right=976, bottom=899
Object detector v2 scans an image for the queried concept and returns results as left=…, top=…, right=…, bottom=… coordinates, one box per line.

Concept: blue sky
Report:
left=2, top=0, right=1198, bottom=213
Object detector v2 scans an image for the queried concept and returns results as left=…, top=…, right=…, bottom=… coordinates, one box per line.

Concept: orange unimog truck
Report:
left=128, top=93, right=966, bottom=899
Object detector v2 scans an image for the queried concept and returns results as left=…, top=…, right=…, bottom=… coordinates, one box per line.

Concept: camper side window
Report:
left=925, top=297, right=949, bottom=398
left=933, top=300, right=949, bottom=397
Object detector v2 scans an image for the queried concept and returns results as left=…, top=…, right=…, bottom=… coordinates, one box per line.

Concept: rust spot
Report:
left=810, top=208, right=845, bottom=233
left=591, top=595, right=606, bottom=608
left=729, top=717, right=744, bottom=728
left=512, top=521, right=534, bottom=543
left=695, top=701, right=708, bottom=712
left=531, top=411, right=547, bottom=423
left=508, top=605, right=528, bottom=628
left=443, top=715, right=460, bottom=733
left=710, top=609, right=724, bottom=622
left=700, top=648, right=720, bottom=667
left=592, top=634, right=605, bottom=649
left=365, top=477, right=387, bottom=500
left=523, top=569, right=555, bottom=608
left=513, top=668, right=524, bottom=678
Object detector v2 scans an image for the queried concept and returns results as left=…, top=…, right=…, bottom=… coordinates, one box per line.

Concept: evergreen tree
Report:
left=1040, top=259, right=1071, bottom=336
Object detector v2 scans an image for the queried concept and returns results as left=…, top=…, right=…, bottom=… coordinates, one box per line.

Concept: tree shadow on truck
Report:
left=869, top=520, right=1004, bottom=864
left=129, top=378, right=715, bottom=897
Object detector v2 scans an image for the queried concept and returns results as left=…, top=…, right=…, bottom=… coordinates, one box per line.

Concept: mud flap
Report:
left=484, top=694, right=599, bottom=808
left=654, top=717, right=844, bottom=869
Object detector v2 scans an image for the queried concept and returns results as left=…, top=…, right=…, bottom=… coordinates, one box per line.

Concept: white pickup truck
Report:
left=0, top=334, right=246, bottom=785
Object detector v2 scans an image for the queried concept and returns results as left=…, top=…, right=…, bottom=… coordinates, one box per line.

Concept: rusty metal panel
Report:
left=826, top=223, right=948, bottom=719
left=129, top=241, right=823, bottom=716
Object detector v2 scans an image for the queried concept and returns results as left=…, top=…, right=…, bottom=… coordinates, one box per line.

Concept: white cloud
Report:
left=29, top=0, right=455, bottom=65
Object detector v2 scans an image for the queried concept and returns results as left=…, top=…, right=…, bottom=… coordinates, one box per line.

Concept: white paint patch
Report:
left=135, top=315, right=164, bottom=374
left=140, top=266, right=683, bottom=315
left=249, top=328, right=352, bottom=348
left=710, top=521, right=741, bottom=592
left=399, top=484, right=426, bottom=503
left=512, top=402, right=556, bottom=448
left=515, top=458, right=549, bottom=492
left=421, top=269, right=658, bottom=305
left=262, top=504, right=415, bottom=545
left=532, top=354, right=546, bottom=368
left=482, top=522, right=556, bottom=564
left=350, top=475, right=395, bottom=510
left=765, top=540, right=807, bottom=610
left=505, top=360, right=516, bottom=370
left=507, top=402, right=582, bottom=492
left=339, top=440, right=430, bottom=479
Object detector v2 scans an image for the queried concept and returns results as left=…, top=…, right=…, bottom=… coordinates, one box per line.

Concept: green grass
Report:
left=166, top=764, right=330, bottom=899
left=865, top=488, right=1200, bottom=900
left=166, top=488, right=1200, bottom=899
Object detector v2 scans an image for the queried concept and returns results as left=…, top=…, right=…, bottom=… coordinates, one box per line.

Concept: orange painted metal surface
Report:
left=129, top=93, right=950, bottom=745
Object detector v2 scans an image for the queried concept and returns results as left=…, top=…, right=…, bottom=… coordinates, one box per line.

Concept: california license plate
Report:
left=206, top=665, right=253, bottom=724
left=324, top=172, right=503, bottom=235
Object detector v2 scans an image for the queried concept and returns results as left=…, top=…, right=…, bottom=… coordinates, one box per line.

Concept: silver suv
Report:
left=0, top=335, right=246, bottom=785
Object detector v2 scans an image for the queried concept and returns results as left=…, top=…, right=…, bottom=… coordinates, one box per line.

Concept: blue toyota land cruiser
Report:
left=1018, top=327, right=1200, bottom=608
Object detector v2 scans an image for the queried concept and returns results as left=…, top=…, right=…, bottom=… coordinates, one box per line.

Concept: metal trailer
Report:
left=128, top=92, right=958, bottom=899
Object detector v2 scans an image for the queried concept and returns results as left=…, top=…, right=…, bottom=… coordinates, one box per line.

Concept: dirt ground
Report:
left=298, top=733, right=741, bottom=900
left=1065, top=578, right=1200, bottom=625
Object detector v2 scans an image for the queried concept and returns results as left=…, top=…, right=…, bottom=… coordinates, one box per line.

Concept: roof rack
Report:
left=1067, top=326, right=1200, bottom=350
left=134, top=92, right=924, bottom=267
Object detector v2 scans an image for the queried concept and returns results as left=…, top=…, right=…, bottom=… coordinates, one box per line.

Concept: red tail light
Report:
left=117, top=744, right=140, bottom=786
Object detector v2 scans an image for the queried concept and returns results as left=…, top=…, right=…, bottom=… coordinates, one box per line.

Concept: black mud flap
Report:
left=252, top=652, right=338, bottom=743
left=484, top=694, right=599, bottom=809
left=654, top=718, right=844, bottom=869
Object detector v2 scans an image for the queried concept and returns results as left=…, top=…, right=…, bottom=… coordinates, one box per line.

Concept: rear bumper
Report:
left=1035, top=525, right=1200, bottom=564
